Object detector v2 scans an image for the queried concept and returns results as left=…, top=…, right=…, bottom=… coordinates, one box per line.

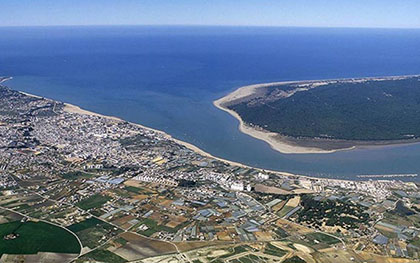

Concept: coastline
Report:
left=64, top=104, right=216, bottom=159
left=62, top=101, right=415, bottom=184
left=21, top=90, right=221, bottom=164
left=18, top=88, right=312, bottom=180
left=213, top=81, right=343, bottom=154
left=214, top=76, right=420, bottom=155
left=63, top=102, right=298, bottom=176
left=63, top=103, right=328, bottom=181
left=13, top=86, right=415, bottom=184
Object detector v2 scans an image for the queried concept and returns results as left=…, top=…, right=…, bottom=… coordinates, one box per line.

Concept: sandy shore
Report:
left=20, top=89, right=302, bottom=177
left=63, top=103, right=265, bottom=171
left=214, top=82, right=340, bottom=154
left=20, top=90, right=216, bottom=161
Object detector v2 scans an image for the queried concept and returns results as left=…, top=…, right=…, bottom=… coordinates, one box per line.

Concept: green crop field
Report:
left=61, top=171, right=93, bottom=180
left=264, top=243, right=287, bottom=257
left=0, top=221, right=80, bottom=255
left=305, top=232, right=341, bottom=245
left=68, top=217, right=104, bottom=232
left=76, top=194, right=111, bottom=210
left=135, top=218, right=180, bottom=237
left=124, top=186, right=154, bottom=194
left=277, top=205, right=295, bottom=218
left=68, top=217, right=121, bottom=249
left=284, top=255, right=306, bottom=263
left=78, top=249, right=127, bottom=263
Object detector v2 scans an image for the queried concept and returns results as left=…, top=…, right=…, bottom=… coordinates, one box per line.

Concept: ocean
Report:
left=2, top=25, right=420, bottom=181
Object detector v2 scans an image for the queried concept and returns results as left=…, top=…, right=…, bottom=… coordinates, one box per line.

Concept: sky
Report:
left=1, top=0, right=420, bottom=28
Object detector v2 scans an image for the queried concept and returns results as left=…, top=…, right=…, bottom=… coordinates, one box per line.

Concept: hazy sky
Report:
left=2, top=0, right=420, bottom=28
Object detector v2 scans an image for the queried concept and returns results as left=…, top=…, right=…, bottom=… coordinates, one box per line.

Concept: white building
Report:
left=256, top=172, right=269, bottom=180
left=231, top=182, right=244, bottom=191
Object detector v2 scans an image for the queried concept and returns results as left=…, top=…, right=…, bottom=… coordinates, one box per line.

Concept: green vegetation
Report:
left=409, top=214, right=420, bottom=229
left=110, top=188, right=132, bottom=198
left=274, top=227, right=289, bottom=238
left=305, top=232, right=341, bottom=245
left=410, top=238, right=420, bottom=248
left=68, top=218, right=122, bottom=249
left=114, top=237, right=128, bottom=246
left=61, top=171, right=93, bottom=180
left=376, top=228, right=398, bottom=239
left=135, top=218, right=183, bottom=236
left=0, top=221, right=80, bottom=255
left=124, top=186, right=154, bottom=194
left=284, top=255, right=306, bottom=263
left=229, top=76, right=420, bottom=140
left=78, top=249, right=127, bottom=263
left=230, top=254, right=268, bottom=263
left=381, top=212, right=413, bottom=228
left=233, top=245, right=248, bottom=254
left=219, top=245, right=249, bottom=259
left=68, top=217, right=104, bottom=232
left=119, top=134, right=149, bottom=146
left=296, top=195, right=369, bottom=229
left=277, top=205, right=295, bottom=218
left=76, top=194, right=111, bottom=210
left=264, top=243, right=287, bottom=257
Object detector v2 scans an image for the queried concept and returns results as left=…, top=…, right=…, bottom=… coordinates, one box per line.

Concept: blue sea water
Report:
left=2, top=25, right=420, bottom=181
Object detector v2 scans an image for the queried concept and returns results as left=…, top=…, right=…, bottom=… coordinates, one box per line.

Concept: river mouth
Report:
left=3, top=26, right=420, bottom=181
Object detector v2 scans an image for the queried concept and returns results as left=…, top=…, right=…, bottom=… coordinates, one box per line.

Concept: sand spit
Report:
left=214, top=81, right=339, bottom=154
left=215, top=100, right=338, bottom=154
left=214, top=75, right=420, bottom=154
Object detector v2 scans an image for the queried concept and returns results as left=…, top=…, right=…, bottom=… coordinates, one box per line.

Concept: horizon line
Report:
left=1, top=24, right=420, bottom=30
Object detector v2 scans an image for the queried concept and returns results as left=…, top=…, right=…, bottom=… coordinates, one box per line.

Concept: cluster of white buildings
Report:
left=134, top=174, right=178, bottom=186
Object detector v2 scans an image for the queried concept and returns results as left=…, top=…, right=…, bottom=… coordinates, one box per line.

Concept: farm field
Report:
left=76, top=194, right=111, bottom=210
left=0, top=221, right=81, bottom=256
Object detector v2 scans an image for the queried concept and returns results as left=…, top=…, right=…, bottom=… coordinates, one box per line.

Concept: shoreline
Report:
left=19, top=88, right=312, bottom=180
left=61, top=104, right=361, bottom=183
left=213, top=81, right=343, bottom=154
left=11, top=83, right=415, bottom=183
left=61, top=101, right=417, bottom=184
left=214, top=75, right=420, bottom=154
left=63, top=102, right=300, bottom=177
